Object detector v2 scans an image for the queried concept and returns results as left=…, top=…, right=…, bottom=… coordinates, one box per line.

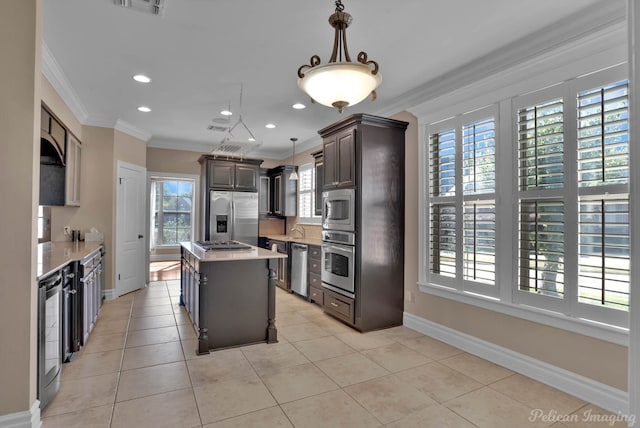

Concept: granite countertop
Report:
left=181, top=242, right=288, bottom=262
left=38, top=241, right=104, bottom=280
left=261, top=235, right=323, bottom=246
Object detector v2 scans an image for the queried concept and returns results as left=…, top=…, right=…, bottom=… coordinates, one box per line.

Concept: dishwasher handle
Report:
left=291, top=243, right=308, bottom=251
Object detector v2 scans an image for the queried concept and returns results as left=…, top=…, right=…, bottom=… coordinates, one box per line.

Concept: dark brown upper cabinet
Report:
left=322, top=126, right=355, bottom=190
left=202, top=158, right=261, bottom=192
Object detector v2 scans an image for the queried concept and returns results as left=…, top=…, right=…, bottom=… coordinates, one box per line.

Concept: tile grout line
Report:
left=107, top=290, right=135, bottom=428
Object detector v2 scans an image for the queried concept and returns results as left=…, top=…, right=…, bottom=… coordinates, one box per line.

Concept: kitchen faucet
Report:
left=290, top=224, right=306, bottom=239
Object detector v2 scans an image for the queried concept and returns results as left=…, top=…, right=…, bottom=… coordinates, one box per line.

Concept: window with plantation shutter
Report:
left=516, top=95, right=565, bottom=301
left=421, top=64, right=631, bottom=330
left=429, top=127, right=457, bottom=278
left=428, top=110, right=497, bottom=291
left=576, top=79, right=630, bottom=313
left=298, top=163, right=321, bottom=224
left=462, top=117, right=496, bottom=286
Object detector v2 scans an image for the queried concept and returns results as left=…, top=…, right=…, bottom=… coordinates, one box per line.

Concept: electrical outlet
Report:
left=64, top=226, right=70, bottom=235
left=409, top=291, right=416, bottom=303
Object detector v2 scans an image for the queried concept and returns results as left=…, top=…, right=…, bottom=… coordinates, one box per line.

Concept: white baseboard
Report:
left=0, top=401, right=41, bottom=428
left=403, top=312, right=629, bottom=415
left=103, top=288, right=118, bottom=301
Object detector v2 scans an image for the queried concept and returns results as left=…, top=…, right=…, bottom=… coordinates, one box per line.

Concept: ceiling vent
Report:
left=209, top=140, right=262, bottom=159
left=207, top=124, right=230, bottom=132
left=114, top=0, right=165, bottom=16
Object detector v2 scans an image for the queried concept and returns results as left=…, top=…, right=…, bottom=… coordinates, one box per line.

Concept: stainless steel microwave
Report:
left=322, top=188, right=355, bottom=231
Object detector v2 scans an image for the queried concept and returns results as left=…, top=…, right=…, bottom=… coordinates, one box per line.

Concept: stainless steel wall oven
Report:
left=321, top=230, right=355, bottom=298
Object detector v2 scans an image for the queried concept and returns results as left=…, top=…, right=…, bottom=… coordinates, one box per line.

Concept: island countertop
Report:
left=260, top=235, right=323, bottom=246
left=38, top=241, right=104, bottom=280
left=180, top=242, right=287, bottom=262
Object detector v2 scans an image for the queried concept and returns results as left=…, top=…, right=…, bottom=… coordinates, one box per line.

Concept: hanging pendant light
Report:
left=289, top=138, right=299, bottom=181
left=297, top=0, right=382, bottom=113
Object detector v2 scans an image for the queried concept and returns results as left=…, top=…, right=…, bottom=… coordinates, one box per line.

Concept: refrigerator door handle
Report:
left=230, top=199, right=235, bottom=240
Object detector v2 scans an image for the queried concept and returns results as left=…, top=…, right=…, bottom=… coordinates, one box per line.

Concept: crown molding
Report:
left=377, top=0, right=626, bottom=118
left=82, top=116, right=117, bottom=129
left=114, top=119, right=152, bottom=142
left=41, top=42, right=89, bottom=124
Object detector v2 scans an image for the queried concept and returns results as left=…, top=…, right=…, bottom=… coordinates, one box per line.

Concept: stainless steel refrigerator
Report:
left=209, top=191, right=259, bottom=245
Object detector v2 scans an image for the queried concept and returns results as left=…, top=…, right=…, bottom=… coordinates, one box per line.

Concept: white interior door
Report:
left=116, top=161, right=146, bottom=296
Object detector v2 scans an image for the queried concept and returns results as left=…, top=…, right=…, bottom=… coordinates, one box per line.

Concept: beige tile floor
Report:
left=41, top=279, right=627, bottom=428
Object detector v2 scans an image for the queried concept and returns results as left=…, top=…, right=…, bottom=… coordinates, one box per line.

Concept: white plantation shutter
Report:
left=430, top=128, right=456, bottom=197
left=578, top=198, right=629, bottom=310
left=518, top=200, right=565, bottom=297
left=463, top=202, right=495, bottom=285
left=577, top=80, right=629, bottom=187
left=298, top=163, right=320, bottom=224
left=462, top=118, right=495, bottom=195
left=428, top=110, right=498, bottom=291
left=576, top=79, right=630, bottom=314
left=429, top=203, right=456, bottom=278
left=429, top=126, right=457, bottom=279
left=518, top=99, right=564, bottom=191
left=462, top=116, right=496, bottom=287
left=516, top=96, right=565, bottom=302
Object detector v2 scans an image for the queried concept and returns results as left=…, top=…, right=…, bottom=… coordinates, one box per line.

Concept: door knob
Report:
left=138, top=234, right=144, bottom=239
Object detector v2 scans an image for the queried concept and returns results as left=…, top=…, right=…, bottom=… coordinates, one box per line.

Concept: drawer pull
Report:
left=330, top=302, right=339, bottom=308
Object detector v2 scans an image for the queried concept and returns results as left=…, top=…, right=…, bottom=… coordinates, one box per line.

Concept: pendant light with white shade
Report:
left=289, top=138, right=299, bottom=181
left=297, top=0, right=382, bottom=113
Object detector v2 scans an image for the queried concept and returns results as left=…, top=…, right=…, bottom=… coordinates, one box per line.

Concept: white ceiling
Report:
left=42, top=0, right=612, bottom=159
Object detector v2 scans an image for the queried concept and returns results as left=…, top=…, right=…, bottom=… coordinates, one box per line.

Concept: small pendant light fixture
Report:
left=297, top=0, right=382, bottom=113
left=289, top=138, right=299, bottom=181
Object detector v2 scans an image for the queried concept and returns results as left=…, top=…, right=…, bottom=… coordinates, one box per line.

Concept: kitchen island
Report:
left=180, top=242, right=287, bottom=355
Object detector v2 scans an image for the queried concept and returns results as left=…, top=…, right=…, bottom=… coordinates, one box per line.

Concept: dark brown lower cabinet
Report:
left=323, top=289, right=354, bottom=325
left=308, top=245, right=322, bottom=306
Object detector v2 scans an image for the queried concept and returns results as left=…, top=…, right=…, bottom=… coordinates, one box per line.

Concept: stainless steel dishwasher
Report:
left=290, top=243, right=308, bottom=297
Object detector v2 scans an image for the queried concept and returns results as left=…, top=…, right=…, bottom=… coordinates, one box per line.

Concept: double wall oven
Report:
left=321, top=189, right=356, bottom=299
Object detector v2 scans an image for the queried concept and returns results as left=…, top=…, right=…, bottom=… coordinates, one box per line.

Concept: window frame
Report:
left=297, top=162, right=321, bottom=225
left=427, top=105, right=500, bottom=298
left=419, top=63, right=630, bottom=344
left=148, top=172, right=199, bottom=249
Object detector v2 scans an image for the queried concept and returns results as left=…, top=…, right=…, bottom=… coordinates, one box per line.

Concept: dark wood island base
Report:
left=180, top=243, right=286, bottom=355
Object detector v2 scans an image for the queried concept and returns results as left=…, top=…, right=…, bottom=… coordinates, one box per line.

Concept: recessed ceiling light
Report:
left=265, top=124, right=276, bottom=129
left=137, top=106, right=151, bottom=112
left=220, top=110, right=233, bottom=116
left=292, top=103, right=306, bottom=110
left=248, top=138, right=256, bottom=142
left=132, top=74, right=151, bottom=83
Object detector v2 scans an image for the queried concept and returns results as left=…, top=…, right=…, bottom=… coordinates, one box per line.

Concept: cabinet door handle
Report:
left=330, top=302, right=339, bottom=308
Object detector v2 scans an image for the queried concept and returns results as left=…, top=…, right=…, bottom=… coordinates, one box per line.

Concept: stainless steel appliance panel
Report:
left=38, top=272, right=63, bottom=409
left=321, top=242, right=355, bottom=298
left=291, top=243, right=308, bottom=297
left=210, top=191, right=232, bottom=242
left=322, top=188, right=355, bottom=231
left=231, top=191, right=258, bottom=246
left=210, top=191, right=258, bottom=246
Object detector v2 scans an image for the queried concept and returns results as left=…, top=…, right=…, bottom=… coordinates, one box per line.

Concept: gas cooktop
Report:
left=195, top=240, right=252, bottom=251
